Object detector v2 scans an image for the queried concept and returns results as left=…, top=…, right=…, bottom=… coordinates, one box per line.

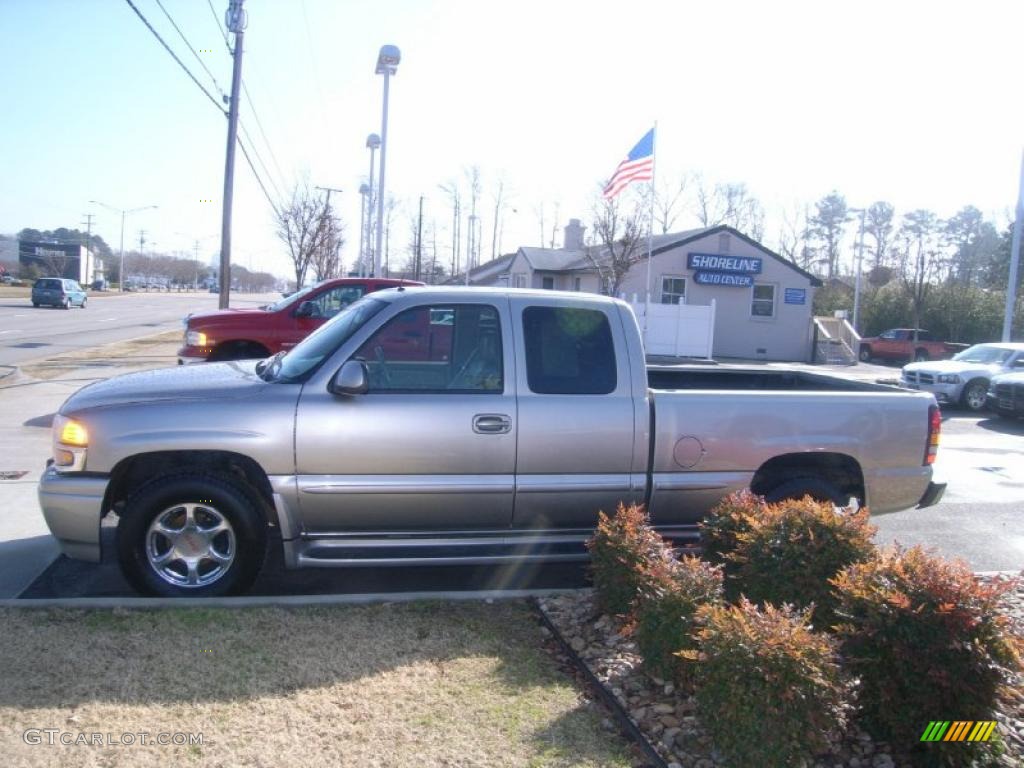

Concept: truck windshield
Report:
left=952, top=344, right=1013, bottom=364
left=265, top=285, right=316, bottom=312
left=262, top=297, right=389, bottom=382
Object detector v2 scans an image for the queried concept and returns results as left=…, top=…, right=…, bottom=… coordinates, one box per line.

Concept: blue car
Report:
left=31, top=277, right=87, bottom=309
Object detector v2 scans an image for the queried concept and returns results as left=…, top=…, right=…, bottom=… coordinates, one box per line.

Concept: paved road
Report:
left=0, top=291, right=278, bottom=367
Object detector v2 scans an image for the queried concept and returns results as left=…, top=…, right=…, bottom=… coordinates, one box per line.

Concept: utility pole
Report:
left=193, top=240, right=201, bottom=289
left=415, top=195, right=424, bottom=281
left=315, top=186, right=343, bottom=279
left=219, top=0, right=247, bottom=309
left=1004, top=149, right=1024, bottom=341
left=81, top=213, right=95, bottom=284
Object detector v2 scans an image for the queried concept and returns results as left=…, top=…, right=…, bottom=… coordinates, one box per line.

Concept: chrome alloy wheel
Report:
left=145, top=503, right=236, bottom=588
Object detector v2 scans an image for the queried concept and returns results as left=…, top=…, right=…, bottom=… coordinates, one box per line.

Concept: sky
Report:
left=2, top=0, right=1023, bottom=282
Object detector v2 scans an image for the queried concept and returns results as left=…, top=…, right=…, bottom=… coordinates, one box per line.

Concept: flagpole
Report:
left=643, top=122, right=657, bottom=342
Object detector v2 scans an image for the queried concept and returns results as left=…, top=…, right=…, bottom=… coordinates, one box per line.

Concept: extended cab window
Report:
left=523, top=306, right=616, bottom=395
left=355, top=304, right=503, bottom=393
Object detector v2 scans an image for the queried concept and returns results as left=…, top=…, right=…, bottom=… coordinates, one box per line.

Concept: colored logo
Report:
left=920, top=721, right=996, bottom=742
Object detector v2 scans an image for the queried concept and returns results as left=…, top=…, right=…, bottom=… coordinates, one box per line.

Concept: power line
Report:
left=122, top=0, right=226, bottom=115
left=238, top=120, right=282, bottom=200
left=237, top=133, right=280, bottom=217
left=154, top=0, right=227, bottom=102
left=206, top=0, right=233, bottom=53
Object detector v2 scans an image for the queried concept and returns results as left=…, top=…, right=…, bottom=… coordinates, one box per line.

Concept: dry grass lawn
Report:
left=0, top=602, right=632, bottom=768
left=17, top=331, right=182, bottom=380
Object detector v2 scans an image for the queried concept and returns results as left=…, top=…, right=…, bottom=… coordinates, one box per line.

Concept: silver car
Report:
left=902, top=342, right=1024, bottom=411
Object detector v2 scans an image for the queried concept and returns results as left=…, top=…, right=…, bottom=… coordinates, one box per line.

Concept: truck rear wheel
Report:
left=913, top=348, right=929, bottom=362
left=116, top=473, right=267, bottom=597
left=858, top=346, right=872, bottom=362
left=764, top=477, right=848, bottom=507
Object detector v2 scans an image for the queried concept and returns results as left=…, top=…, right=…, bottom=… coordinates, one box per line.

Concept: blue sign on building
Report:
left=784, top=288, right=806, bottom=305
left=693, top=271, right=754, bottom=288
left=687, top=252, right=762, bottom=274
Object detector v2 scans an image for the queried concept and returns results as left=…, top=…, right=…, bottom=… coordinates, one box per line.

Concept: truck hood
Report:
left=186, top=307, right=268, bottom=326
left=62, top=361, right=269, bottom=413
left=992, top=370, right=1024, bottom=384
left=903, top=359, right=1001, bottom=377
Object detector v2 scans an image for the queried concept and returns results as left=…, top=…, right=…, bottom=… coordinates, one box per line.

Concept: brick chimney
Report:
left=563, top=218, right=586, bottom=250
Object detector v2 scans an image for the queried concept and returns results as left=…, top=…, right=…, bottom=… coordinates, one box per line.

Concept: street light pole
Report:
left=374, top=45, right=400, bottom=279
left=219, top=0, right=247, bottom=310
left=850, top=208, right=867, bottom=333
left=358, top=183, right=369, bottom=277
left=90, top=201, right=157, bottom=291
left=1003, top=149, right=1024, bottom=342
left=365, top=134, right=380, bottom=277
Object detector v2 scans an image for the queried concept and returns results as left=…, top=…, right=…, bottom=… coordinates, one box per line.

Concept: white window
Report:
left=542, top=276, right=555, bottom=290
left=751, top=283, right=776, bottom=318
left=573, top=277, right=581, bottom=291
left=513, top=273, right=527, bottom=288
left=661, top=276, right=686, bottom=305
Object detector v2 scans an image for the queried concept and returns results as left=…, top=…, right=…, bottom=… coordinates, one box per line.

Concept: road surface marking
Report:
left=99, top=317, right=118, bottom=322
left=0, top=330, right=23, bottom=334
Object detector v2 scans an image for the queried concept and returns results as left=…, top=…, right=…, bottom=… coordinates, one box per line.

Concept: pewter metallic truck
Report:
left=39, top=287, right=946, bottom=596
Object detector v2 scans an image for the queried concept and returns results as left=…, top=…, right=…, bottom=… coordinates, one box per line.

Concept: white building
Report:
left=469, top=220, right=822, bottom=362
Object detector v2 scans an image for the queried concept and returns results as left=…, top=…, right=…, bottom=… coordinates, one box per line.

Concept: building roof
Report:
left=517, top=247, right=595, bottom=272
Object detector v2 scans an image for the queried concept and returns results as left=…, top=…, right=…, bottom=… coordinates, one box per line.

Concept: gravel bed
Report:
left=539, top=574, right=1023, bottom=768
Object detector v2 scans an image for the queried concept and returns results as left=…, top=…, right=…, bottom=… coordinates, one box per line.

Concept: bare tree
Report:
left=383, top=196, right=399, bottom=276
left=897, top=209, right=942, bottom=337
left=589, top=193, right=647, bottom=296
left=465, top=166, right=482, bottom=272
left=549, top=201, right=560, bottom=249
left=276, top=181, right=332, bottom=287
left=863, top=201, right=895, bottom=270
left=652, top=173, right=690, bottom=234
left=776, top=202, right=811, bottom=268
left=490, top=175, right=506, bottom=260
left=693, top=176, right=764, bottom=237
left=439, top=180, right=461, bottom=276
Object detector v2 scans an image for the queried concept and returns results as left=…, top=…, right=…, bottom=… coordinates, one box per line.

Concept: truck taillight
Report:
left=925, top=404, right=941, bottom=465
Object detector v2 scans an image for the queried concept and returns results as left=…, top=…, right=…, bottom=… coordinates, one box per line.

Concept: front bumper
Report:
left=901, top=379, right=960, bottom=404
left=177, top=344, right=210, bottom=365
left=916, top=480, right=947, bottom=508
left=37, top=464, right=108, bottom=562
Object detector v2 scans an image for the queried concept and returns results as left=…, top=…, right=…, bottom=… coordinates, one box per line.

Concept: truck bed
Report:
left=647, top=364, right=895, bottom=392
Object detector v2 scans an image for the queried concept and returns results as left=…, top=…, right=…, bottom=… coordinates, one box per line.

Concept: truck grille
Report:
left=903, top=372, right=934, bottom=385
left=994, top=382, right=1024, bottom=402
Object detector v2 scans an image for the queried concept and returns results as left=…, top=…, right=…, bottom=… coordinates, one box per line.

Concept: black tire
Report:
left=960, top=379, right=988, bottom=412
left=116, top=473, right=267, bottom=597
left=80, top=298, right=87, bottom=309
left=858, top=346, right=872, bottom=362
left=32, top=302, right=39, bottom=308
left=913, top=348, right=929, bottom=362
left=764, top=477, right=848, bottom=506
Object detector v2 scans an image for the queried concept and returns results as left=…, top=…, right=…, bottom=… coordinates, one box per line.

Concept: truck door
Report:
left=293, top=300, right=516, bottom=532
left=509, top=298, right=643, bottom=530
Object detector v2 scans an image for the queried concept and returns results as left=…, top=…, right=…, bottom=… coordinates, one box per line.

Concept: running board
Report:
left=285, top=528, right=701, bottom=569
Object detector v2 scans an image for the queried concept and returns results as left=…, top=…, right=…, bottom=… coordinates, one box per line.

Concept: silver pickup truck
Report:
left=39, top=287, right=946, bottom=596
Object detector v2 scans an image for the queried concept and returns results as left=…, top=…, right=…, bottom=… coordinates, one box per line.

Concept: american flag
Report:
left=602, top=128, right=655, bottom=199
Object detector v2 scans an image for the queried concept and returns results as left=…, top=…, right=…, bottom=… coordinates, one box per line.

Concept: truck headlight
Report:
left=186, top=330, right=208, bottom=347
left=52, top=415, right=88, bottom=470
left=936, top=374, right=960, bottom=384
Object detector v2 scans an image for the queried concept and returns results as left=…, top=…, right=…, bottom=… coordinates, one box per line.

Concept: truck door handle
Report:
left=473, top=414, right=512, bottom=434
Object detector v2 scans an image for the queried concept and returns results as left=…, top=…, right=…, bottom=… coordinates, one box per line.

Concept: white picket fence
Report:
left=629, top=298, right=716, bottom=359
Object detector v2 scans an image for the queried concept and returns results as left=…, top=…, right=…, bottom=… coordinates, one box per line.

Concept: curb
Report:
left=0, top=587, right=588, bottom=610
left=0, top=364, right=17, bottom=382
left=534, top=599, right=669, bottom=768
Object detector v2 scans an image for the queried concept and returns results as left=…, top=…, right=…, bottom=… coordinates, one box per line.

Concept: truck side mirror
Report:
left=330, top=360, right=369, bottom=396
left=296, top=301, right=316, bottom=318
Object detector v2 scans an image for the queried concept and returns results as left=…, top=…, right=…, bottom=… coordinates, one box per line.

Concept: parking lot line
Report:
left=99, top=317, right=118, bottom=322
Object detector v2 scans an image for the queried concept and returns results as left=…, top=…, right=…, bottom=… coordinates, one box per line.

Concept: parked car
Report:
left=31, top=277, right=87, bottom=309
left=40, top=287, right=945, bottom=596
left=91, top=279, right=109, bottom=292
left=1, top=274, right=13, bottom=285
left=859, top=328, right=966, bottom=363
left=902, top=342, right=1024, bottom=411
left=986, top=370, right=1024, bottom=419
left=179, top=277, right=424, bottom=362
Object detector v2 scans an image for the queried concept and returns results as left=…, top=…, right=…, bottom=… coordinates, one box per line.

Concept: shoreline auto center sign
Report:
left=687, top=253, right=761, bottom=288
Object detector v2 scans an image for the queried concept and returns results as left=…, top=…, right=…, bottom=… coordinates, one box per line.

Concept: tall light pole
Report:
left=219, top=0, right=247, bottom=309
left=374, top=45, right=400, bottom=279
left=358, top=183, right=370, bottom=277
left=365, top=133, right=380, bottom=277
left=848, top=207, right=867, bottom=333
left=90, top=201, right=157, bottom=291
left=1003, top=150, right=1024, bottom=341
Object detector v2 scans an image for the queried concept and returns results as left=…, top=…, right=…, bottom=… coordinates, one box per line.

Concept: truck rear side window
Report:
left=523, top=307, right=616, bottom=395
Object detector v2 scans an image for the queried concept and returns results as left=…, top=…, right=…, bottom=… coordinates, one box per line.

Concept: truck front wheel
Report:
left=116, top=473, right=267, bottom=597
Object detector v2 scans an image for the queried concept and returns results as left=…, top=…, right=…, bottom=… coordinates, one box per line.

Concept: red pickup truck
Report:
left=858, top=328, right=966, bottom=364
left=178, top=277, right=422, bottom=363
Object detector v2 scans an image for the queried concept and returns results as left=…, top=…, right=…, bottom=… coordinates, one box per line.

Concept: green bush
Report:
left=727, top=496, right=877, bottom=626
left=832, top=546, right=1022, bottom=767
left=632, top=555, right=723, bottom=683
left=694, top=598, right=845, bottom=768
left=586, top=503, right=671, bottom=616
left=699, top=489, right=761, bottom=568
